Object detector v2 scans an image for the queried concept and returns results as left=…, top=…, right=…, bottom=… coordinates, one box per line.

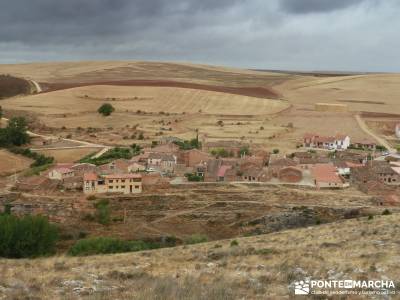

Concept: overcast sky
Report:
left=0, top=0, right=399, bottom=72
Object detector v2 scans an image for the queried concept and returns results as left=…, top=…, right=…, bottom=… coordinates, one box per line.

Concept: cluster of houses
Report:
left=37, top=132, right=397, bottom=197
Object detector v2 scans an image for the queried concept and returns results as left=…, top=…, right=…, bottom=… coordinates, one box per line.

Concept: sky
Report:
left=0, top=0, right=399, bottom=72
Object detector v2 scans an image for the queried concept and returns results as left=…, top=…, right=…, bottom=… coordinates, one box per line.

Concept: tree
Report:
left=98, top=103, right=115, bottom=116
left=239, top=147, right=250, bottom=157
left=0, top=214, right=58, bottom=258
left=0, top=117, right=30, bottom=147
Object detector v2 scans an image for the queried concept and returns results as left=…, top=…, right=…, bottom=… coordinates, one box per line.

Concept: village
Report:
left=18, top=126, right=399, bottom=207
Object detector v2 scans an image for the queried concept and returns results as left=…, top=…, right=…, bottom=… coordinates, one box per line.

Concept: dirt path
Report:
left=30, top=80, right=42, bottom=93
left=354, top=114, right=396, bottom=153
left=91, top=147, right=112, bottom=159
left=1, top=117, right=108, bottom=158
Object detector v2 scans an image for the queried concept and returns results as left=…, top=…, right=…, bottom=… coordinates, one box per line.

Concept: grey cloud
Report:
left=279, top=0, right=369, bottom=14
left=0, top=0, right=399, bottom=72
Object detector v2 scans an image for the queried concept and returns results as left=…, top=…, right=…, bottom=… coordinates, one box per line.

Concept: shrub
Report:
left=239, top=147, right=250, bottom=156
left=185, top=173, right=203, bottom=182
left=95, top=199, right=110, bottom=225
left=0, top=214, right=58, bottom=258
left=79, top=147, right=140, bottom=166
left=68, top=237, right=160, bottom=256
left=230, top=240, right=239, bottom=247
left=273, top=149, right=280, bottom=154
left=174, top=138, right=201, bottom=150
left=376, top=145, right=387, bottom=152
left=23, top=163, right=53, bottom=177
left=210, top=148, right=231, bottom=158
left=98, top=103, right=115, bottom=116
left=382, top=209, right=391, bottom=215
left=184, top=234, right=208, bottom=245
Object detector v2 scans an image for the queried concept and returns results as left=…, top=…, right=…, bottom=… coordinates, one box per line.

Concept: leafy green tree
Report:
left=0, top=214, right=58, bottom=258
left=0, top=117, right=30, bottom=147
left=98, top=103, right=115, bottom=116
left=239, top=147, right=250, bottom=156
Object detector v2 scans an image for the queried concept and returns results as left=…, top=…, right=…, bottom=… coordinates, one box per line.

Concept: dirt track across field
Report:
left=354, top=114, right=396, bottom=153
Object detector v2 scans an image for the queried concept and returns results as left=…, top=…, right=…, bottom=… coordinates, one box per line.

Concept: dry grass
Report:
left=36, top=148, right=99, bottom=163
left=0, top=61, right=293, bottom=86
left=0, top=149, right=32, bottom=176
left=1, top=213, right=399, bottom=299
left=276, top=74, right=400, bottom=114
left=0, top=85, right=288, bottom=117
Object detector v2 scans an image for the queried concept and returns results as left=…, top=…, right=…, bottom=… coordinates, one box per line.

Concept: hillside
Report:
left=275, top=73, right=400, bottom=114
left=0, top=75, right=32, bottom=99
left=0, top=61, right=294, bottom=87
left=1, top=60, right=399, bottom=152
left=1, top=213, right=399, bottom=299
left=0, top=85, right=288, bottom=117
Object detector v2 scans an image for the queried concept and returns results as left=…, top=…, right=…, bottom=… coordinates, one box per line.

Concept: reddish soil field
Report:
left=40, top=79, right=280, bottom=99
left=0, top=75, right=31, bottom=99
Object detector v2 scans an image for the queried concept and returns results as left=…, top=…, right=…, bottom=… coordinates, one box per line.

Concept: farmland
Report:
left=0, top=75, right=31, bottom=99
left=0, top=149, right=33, bottom=176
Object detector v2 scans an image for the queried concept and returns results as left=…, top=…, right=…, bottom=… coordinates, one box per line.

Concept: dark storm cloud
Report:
left=0, top=0, right=245, bottom=44
left=0, top=0, right=399, bottom=72
left=279, top=0, right=369, bottom=14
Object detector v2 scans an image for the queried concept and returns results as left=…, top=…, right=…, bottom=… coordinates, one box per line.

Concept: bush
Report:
left=79, top=147, right=140, bottom=166
left=239, top=147, right=250, bottom=157
left=184, top=234, right=208, bottom=245
left=95, top=199, right=110, bottom=225
left=98, top=103, right=115, bottom=116
left=376, top=145, right=387, bottom=151
left=68, top=237, right=160, bottom=256
left=0, top=214, right=58, bottom=258
left=230, top=240, right=239, bottom=247
left=185, top=173, right=204, bottom=182
left=174, top=138, right=201, bottom=150
left=382, top=209, right=391, bottom=215
left=273, top=149, right=280, bottom=154
left=210, top=148, right=231, bottom=158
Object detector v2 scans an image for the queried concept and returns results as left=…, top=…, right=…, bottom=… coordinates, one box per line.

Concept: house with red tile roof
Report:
left=303, top=133, right=350, bottom=150
left=311, top=163, right=348, bottom=189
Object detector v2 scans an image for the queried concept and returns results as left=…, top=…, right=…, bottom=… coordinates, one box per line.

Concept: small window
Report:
left=121, top=186, right=125, bottom=189
left=109, top=180, right=113, bottom=183
left=109, top=186, right=113, bottom=189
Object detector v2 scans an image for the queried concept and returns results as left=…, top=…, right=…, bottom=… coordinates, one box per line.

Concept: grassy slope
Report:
left=1, top=213, right=399, bottom=299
